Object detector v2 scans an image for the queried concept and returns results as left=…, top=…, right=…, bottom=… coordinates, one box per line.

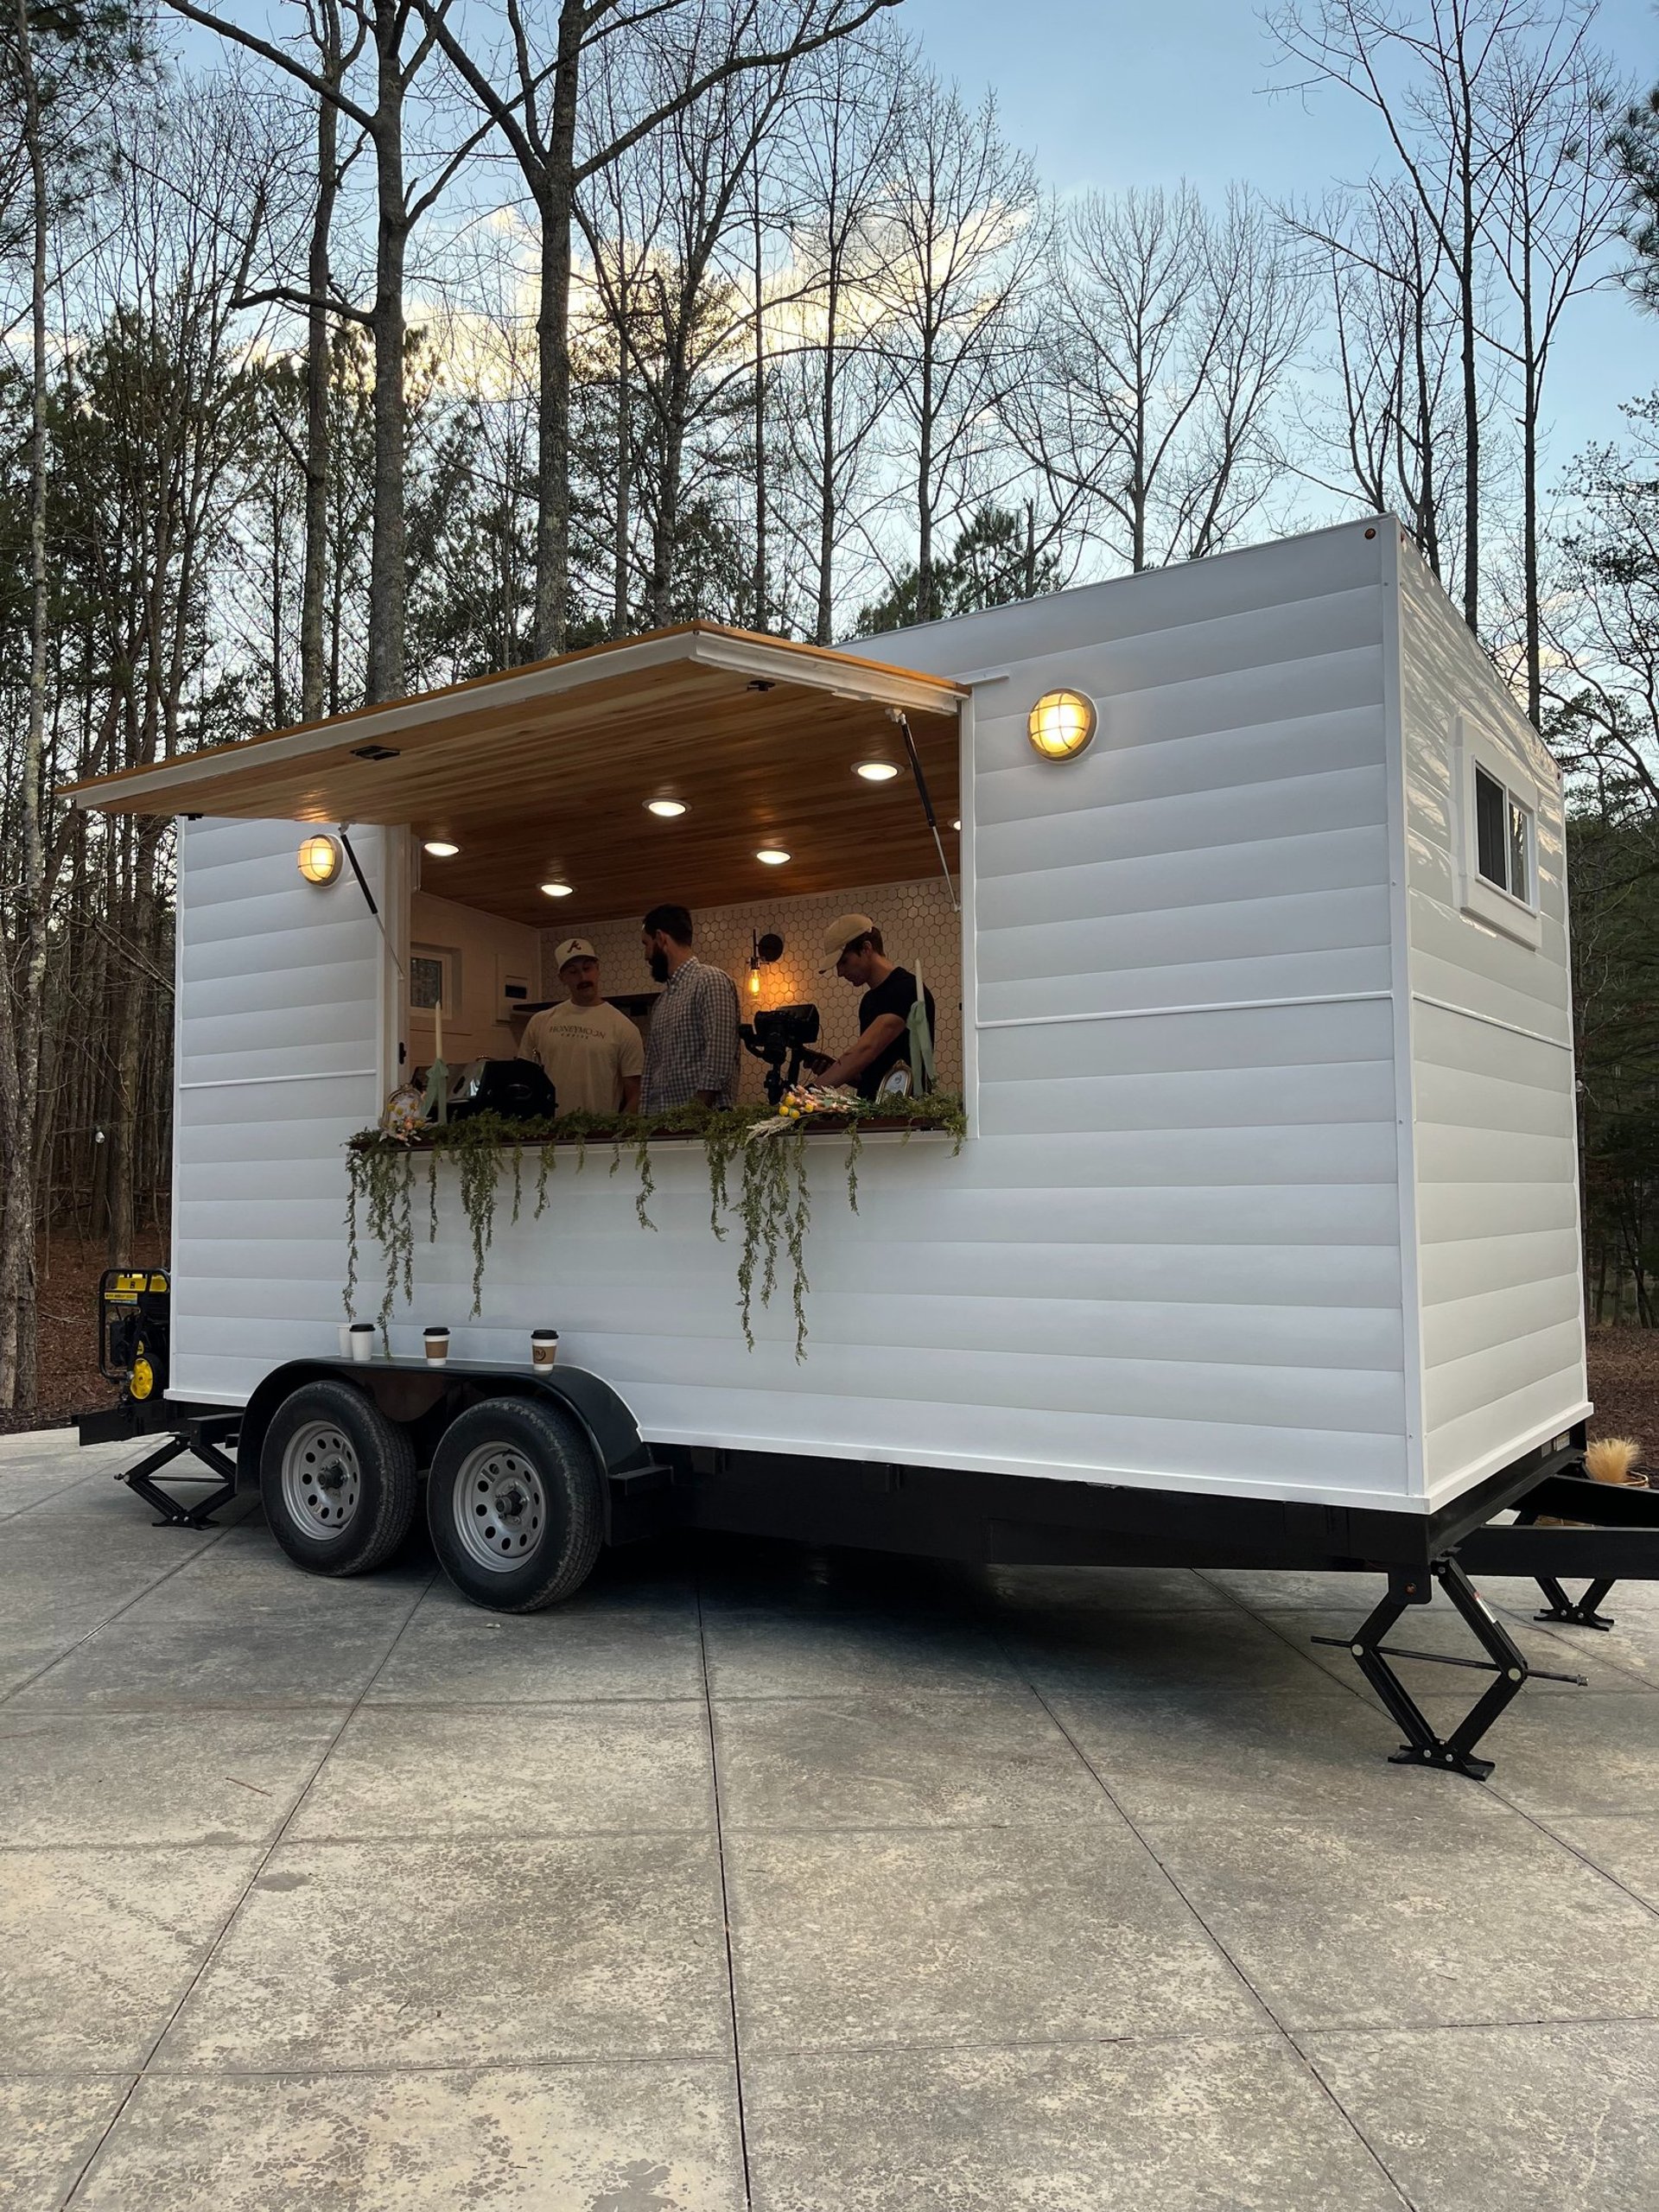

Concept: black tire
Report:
left=426, top=1395, right=603, bottom=1613
left=259, top=1379, right=418, bottom=1577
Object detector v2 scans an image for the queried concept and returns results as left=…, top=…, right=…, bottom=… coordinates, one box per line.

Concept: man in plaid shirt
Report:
left=639, top=904, right=741, bottom=1111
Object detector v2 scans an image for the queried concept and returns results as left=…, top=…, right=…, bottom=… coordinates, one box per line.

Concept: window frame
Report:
left=1450, top=715, right=1542, bottom=949
left=408, top=942, right=460, bottom=1024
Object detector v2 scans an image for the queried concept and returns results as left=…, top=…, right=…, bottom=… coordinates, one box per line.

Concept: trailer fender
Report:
left=233, top=1358, right=651, bottom=1493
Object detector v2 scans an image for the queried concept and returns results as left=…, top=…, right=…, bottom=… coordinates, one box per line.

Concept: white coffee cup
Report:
left=423, top=1326, right=450, bottom=1368
left=349, top=1323, right=375, bottom=1363
left=338, top=1323, right=355, bottom=1357
left=530, top=1329, right=559, bottom=1370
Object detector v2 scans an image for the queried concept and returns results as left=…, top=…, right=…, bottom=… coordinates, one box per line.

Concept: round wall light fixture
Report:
left=298, top=832, right=342, bottom=886
left=646, top=798, right=687, bottom=818
left=855, top=760, right=899, bottom=783
left=423, top=839, right=460, bottom=858
left=1027, top=689, right=1097, bottom=762
left=540, top=880, right=574, bottom=899
left=755, top=848, right=790, bottom=866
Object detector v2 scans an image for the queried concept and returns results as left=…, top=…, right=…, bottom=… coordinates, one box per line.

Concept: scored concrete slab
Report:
left=0, top=2074, right=133, bottom=2212
left=1146, top=1796, right=1659, bottom=2032
left=157, top=1834, right=731, bottom=2071
left=1008, top=1606, right=1354, bottom=1700
left=0, top=1708, right=340, bottom=1847
left=727, top=1821, right=1262, bottom=2050
left=977, top=1564, right=1240, bottom=1612
left=1306, top=2020, right=1659, bottom=2212
left=1432, top=1691, right=1659, bottom=1817
left=75, top=2060, right=747, bottom=2212
left=0, top=1844, right=263, bottom=2070
left=9, top=1612, right=415, bottom=1713
left=1041, top=1684, right=1453, bottom=1821
left=287, top=1700, right=716, bottom=1840
left=1198, top=1567, right=1395, bottom=1611
left=743, top=2036, right=1407, bottom=2212
left=366, top=1590, right=707, bottom=1705
left=125, top=1527, right=434, bottom=1624
left=702, top=1609, right=1024, bottom=1700
left=1545, top=1814, right=1659, bottom=1909
left=714, top=1688, right=1108, bottom=1831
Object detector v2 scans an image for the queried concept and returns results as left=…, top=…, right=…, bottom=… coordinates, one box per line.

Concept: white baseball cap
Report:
left=818, top=913, right=877, bottom=971
left=555, top=938, right=597, bottom=972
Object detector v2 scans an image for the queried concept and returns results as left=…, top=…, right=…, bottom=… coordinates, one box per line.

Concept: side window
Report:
left=1473, top=764, right=1533, bottom=907
left=1450, top=715, right=1542, bottom=949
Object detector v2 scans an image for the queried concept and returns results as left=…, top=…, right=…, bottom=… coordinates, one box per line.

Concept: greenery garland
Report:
left=343, top=1094, right=965, bottom=1358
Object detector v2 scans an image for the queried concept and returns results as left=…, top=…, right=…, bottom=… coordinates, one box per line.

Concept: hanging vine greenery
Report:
left=343, top=1094, right=965, bottom=1358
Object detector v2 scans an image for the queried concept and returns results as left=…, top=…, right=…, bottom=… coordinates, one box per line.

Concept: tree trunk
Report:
left=0, top=0, right=53, bottom=1408
left=302, top=52, right=342, bottom=721
left=533, top=1, right=585, bottom=658
left=366, top=7, right=409, bottom=703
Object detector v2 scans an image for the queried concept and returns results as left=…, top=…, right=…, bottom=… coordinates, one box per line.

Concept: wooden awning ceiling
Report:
left=63, top=624, right=965, bottom=926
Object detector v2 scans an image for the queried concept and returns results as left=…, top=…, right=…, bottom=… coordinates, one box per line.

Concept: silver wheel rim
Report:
left=454, top=1443, right=547, bottom=1573
left=280, top=1420, right=362, bottom=1541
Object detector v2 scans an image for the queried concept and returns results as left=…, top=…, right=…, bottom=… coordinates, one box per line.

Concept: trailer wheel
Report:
left=259, top=1380, right=417, bottom=1577
left=425, top=1396, right=603, bottom=1612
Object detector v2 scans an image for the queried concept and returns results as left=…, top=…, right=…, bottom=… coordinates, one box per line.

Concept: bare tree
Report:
left=1268, top=0, right=1548, bottom=636
left=1477, top=17, right=1627, bottom=723
left=1010, top=184, right=1308, bottom=575
left=868, top=77, right=1039, bottom=625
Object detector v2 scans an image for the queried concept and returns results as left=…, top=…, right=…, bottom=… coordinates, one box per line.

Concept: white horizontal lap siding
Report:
left=169, top=820, right=388, bottom=1402
left=378, top=528, right=1417, bottom=1510
left=1395, top=553, right=1588, bottom=1497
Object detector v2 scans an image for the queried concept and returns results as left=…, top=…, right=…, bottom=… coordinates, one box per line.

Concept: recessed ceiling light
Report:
left=540, top=880, right=574, bottom=898
left=855, top=761, right=899, bottom=783
left=645, top=798, right=687, bottom=817
left=423, top=839, right=460, bottom=857
left=755, top=849, right=790, bottom=866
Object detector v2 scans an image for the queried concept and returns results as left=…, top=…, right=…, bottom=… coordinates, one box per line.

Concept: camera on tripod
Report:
left=739, top=1002, right=821, bottom=1105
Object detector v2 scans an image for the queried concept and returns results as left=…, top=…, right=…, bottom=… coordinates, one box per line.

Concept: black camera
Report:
left=740, top=1002, right=820, bottom=1105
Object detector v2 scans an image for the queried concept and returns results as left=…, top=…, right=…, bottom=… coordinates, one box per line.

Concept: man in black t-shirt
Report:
left=808, top=912, right=937, bottom=1101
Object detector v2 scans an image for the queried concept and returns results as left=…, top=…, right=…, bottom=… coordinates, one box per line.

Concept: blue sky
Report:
left=900, top=0, right=1658, bottom=461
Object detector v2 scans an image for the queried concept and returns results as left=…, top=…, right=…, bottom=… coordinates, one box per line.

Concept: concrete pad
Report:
left=1043, top=1685, right=1476, bottom=1821
left=1307, top=2020, right=1659, bottom=2212
left=0, top=1562, right=184, bottom=1649
left=0, top=1465, right=102, bottom=1520
left=1435, top=1691, right=1659, bottom=1816
left=75, top=2060, right=747, bottom=2211
left=744, top=2037, right=1405, bottom=2212
left=125, top=1528, right=434, bottom=1624
left=715, top=1688, right=1105, bottom=1832
left=1274, top=1607, right=1643, bottom=1695
left=727, top=1821, right=1261, bottom=2050
left=702, top=1610, right=1023, bottom=1700
left=158, top=1834, right=730, bottom=2070
left=1199, top=1567, right=1393, bottom=1611
left=366, top=1592, right=705, bottom=1705
left=1547, top=1815, right=1659, bottom=1909
left=1009, top=1607, right=1352, bottom=1699
left=980, top=1564, right=1240, bottom=1612
left=1146, top=1799, right=1659, bottom=2031
left=10, top=1613, right=412, bottom=1713
left=0, top=1709, right=339, bottom=1847
left=0, top=1845, right=261, bottom=2069
left=0, top=2075, right=131, bottom=2212
left=288, top=1701, right=715, bottom=1840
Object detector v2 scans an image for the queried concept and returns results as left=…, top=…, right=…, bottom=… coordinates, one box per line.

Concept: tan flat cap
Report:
left=819, top=912, right=876, bottom=970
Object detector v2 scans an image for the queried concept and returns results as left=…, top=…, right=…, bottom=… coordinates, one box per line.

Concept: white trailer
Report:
left=74, top=517, right=1651, bottom=1777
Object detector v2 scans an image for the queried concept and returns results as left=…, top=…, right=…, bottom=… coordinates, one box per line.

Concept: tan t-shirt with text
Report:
left=520, top=1001, right=644, bottom=1116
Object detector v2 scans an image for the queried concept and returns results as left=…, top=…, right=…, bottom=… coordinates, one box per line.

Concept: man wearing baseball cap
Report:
left=807, top=913, right=936, bottom=1101
left=520, top=940, right=643, bottom=1116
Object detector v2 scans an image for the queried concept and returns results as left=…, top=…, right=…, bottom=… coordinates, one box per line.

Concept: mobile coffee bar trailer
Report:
left=71, top=517, right=1659, bottom=1777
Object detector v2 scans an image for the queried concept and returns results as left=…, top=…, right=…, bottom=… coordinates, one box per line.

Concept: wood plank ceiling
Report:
left=64, top=626, right=966, bottom=926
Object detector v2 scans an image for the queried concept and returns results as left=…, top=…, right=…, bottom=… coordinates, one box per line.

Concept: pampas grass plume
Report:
left=1586, top=1436, right=1643, bottom=1485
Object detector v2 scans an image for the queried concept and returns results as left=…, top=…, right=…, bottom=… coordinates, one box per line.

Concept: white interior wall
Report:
left=539, top=876, right=963, bottom=1106
left=409, top=886, right=538, bottom=1065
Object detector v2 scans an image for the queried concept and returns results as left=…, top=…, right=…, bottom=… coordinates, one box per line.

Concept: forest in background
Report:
left=2, top=0, right=1659, bottom=1408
